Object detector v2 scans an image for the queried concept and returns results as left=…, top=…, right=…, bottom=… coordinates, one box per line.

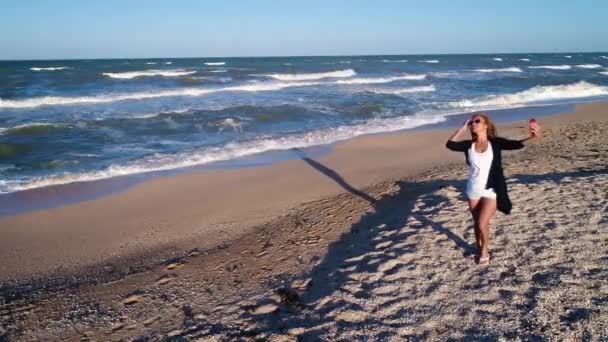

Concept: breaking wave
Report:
left=575, top=64, right=602, bottom=69
left=447, top=81, right=608, bottom=109
left=263, top=69, right=356, bottom=81
left=335, top=74, right=426, bottom=84
left=30, top=67, right=69, bottom=71
left=369, top=85, right=436, bottom=94
left=528, top=65, right=571, bottom=70
left=474, top=67, right=523, bottom=73
left=103, top=69, right=197, bottom=79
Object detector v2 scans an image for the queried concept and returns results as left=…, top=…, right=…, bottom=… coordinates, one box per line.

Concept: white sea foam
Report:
left=447, top=81, right=608, bottom=109
left=208, top=69, right=228, bottom=73
left=335, top=74, right=427, bottom=84
left=564, top=55, right=572, bottom=58
left=493, top=58, right=503, bottom=61
left=575, top=64, right=602, bottom=69
left=30, top=67, right=69, bottom=71
left=103, top=69, right=197, bottom=79
left=420, top=60, right=439, bottom=63
left=263, top=69, right=356, bottom=81
left=599, top=71, right=608, bottom=76
left=165, top=61, right=173, bottom=65
left=209, top=117, right=243, bottom=133
left=369, top=85, right=436, bottom=94
left=601, top=56, right=608, bottom=60
left=528, top=65, right=571, bottom=70
left=519, top=58, right=530, bottom=62
left=3, top=113, right=446, bottom=193
left=382, top=59, right=408, bottom=63
left=205, top=62, right=226, bottom=66
left=0, top=81, right=324, bottom=109
left=145, top=62, right=157, bottom=65
left=339, top=61, right=351, bottom=64
left=474, top=67, right=523, bottom=73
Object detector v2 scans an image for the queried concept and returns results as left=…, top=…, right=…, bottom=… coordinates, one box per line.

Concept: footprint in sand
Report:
left=165, top=260, right=186, bottom=270
left=155, top=274, right=177, bottom=285
left=253, top=303, right=279, bottom=315
left=378, top=259, right=404, bottom=274
left=123, top=294, right=144, bottom=305
left=188, top=249, right=202, bottom=257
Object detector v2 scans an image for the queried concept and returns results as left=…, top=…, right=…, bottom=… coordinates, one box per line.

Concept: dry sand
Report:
left=0, top=102, right=607, bottom=340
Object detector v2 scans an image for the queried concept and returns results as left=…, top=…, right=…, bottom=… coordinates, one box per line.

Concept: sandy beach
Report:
left=1, top=102, right=607, bottom=340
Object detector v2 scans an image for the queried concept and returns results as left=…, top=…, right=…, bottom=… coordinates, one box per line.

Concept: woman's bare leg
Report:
left=468, top=199, right=481, bottom=252
left=477, top=198, right=497, bottom=259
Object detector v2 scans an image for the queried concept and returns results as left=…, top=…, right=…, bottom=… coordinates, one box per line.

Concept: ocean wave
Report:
left=0, top=81, right=323, bottom=109
left=419, top=60, right=439, bottom=63
left=103, top=69, right=197, bottom=79
left=369, top=85, right=436, bottom=94
left=564, top=55, right=572, bottom=58
left=145, top=62, right=157, bottom=65
left=528, top=65, right=571, bottom=70
left=575, top=64, right=602, bottom=69
left=334, top=74, right=426, bottom=84
left=208, top=117, right=243, bottom=133
left=473, top=67, right=523, bottom=73
left=208, top=69, right=228, bottom=73
left=519, top=58, right=530, bottom=62
left=1, top=122, right=63, bottom=135
left=447, top=81, right=608, bottom=109
left=601, top=56, right=608, bottom=60
left=165, top=61, right=173, bottom=65
left=205, top=62, right=226, bottom=66
left=0, top=74, right=431, bottom=109
left=263, top=69, right=356, bottom=81
left=599, top=71, right=608, bottom=76
left=30, top=67, right=69, bottom=71
left=382, top=59, right=408, bottom=63
left=493, top=58, right=503, bottom=61
left=3, top=113, right=446, bottom=193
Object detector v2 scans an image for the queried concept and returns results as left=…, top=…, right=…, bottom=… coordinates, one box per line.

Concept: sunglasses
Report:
left=468, top=119, right=482, bottom=125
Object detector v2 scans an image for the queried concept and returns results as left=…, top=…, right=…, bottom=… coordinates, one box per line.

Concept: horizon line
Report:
left=1, top=50, right=607, bottom=62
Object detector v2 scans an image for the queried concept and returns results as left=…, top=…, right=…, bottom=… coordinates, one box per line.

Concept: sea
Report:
left=1, top=53, right=608, bottom=195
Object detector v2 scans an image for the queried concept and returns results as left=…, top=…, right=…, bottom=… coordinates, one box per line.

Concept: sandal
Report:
left=478, top=255, right=491, bottom=266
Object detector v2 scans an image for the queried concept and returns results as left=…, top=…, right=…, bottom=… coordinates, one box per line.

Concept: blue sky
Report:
left=1, top=0, right=606, bottom=60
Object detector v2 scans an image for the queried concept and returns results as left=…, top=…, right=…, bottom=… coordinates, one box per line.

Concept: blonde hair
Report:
left=471, top=112, right=497, bottom=141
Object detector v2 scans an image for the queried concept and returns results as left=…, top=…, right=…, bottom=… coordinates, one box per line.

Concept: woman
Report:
left=446, top=113, right=541, bottom=266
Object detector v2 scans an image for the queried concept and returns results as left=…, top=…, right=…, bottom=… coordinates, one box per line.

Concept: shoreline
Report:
left=0, top=102, right=604, bottom=284
left=0, top=102, right=574, bottom=217
left=0, top=101, right=606, bottom=340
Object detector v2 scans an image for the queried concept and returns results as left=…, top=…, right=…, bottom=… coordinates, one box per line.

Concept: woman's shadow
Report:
left=188, top=148, right=607, bottom=340
left=225, top=148, right=476, bottom=338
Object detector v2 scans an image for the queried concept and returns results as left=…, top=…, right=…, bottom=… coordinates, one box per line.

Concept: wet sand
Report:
left=0, top=102, right=607, bottom=340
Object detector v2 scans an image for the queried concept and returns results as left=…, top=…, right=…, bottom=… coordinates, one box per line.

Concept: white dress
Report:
left=466, top=141, right=496, bottom=199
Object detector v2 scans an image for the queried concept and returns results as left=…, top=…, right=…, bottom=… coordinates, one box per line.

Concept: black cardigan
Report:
left=446, top=137, right=524, bottom=214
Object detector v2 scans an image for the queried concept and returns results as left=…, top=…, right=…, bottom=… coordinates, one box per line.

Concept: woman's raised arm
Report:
left=446, top=119, right=471, bottom=152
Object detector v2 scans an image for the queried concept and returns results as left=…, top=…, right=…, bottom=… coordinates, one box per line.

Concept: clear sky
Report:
left=1, top=0, right=606, bottom=60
